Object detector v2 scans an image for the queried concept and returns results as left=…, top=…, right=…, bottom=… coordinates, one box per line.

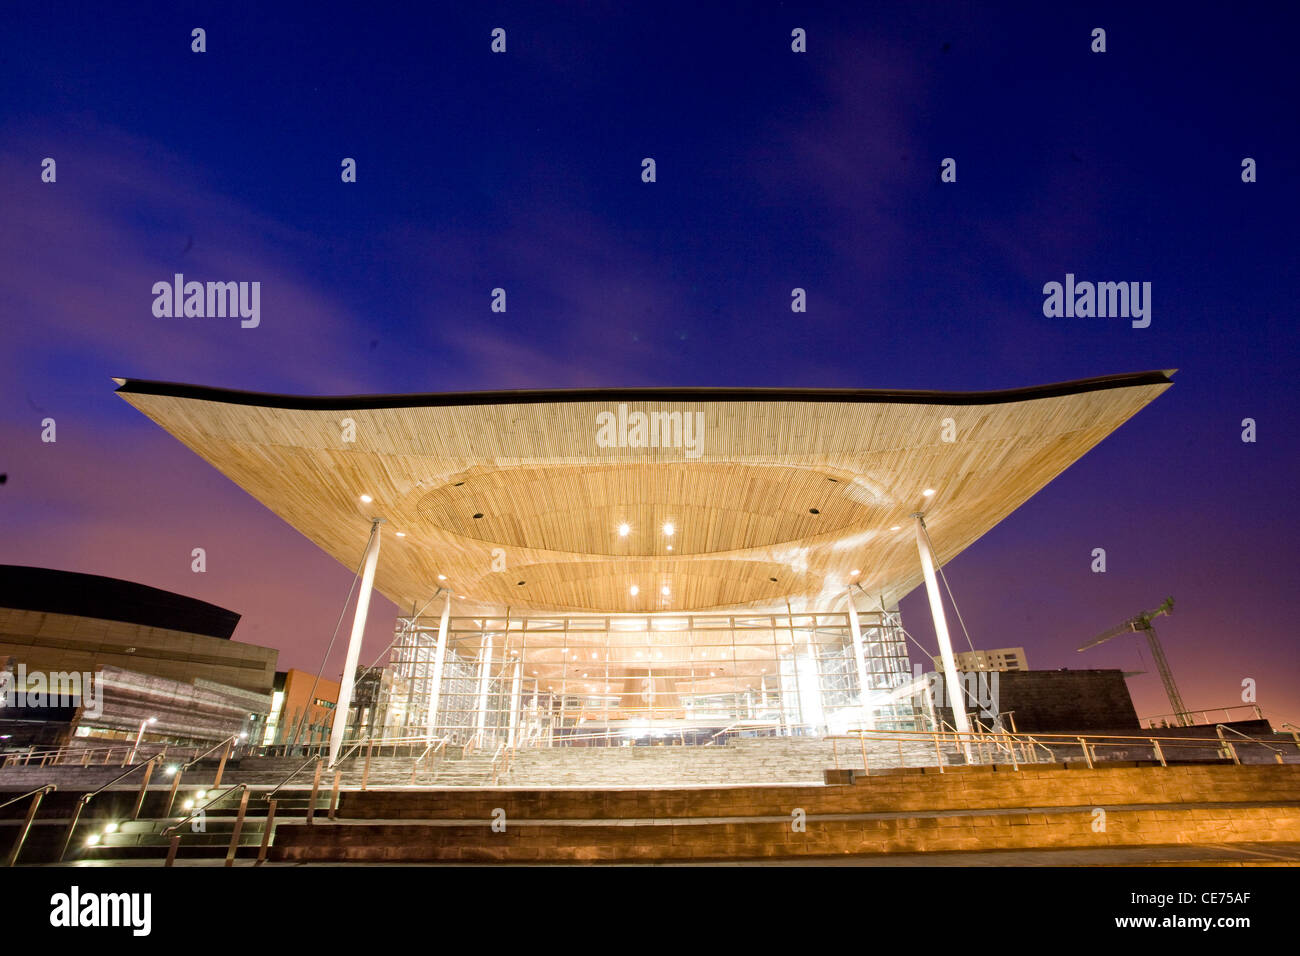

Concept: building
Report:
left=935, top=647, right=1028, bottom=672
left=115, top=370, right=1173, bottom=761
left=262, top=668, right=341, bottom=749
left=0, top=565, right=279, bottom=751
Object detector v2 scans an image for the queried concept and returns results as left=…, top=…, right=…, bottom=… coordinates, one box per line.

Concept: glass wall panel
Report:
left=382, top=609, right=918, bottom=747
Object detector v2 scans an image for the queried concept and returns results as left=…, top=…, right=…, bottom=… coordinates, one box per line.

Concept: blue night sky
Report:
left=2, top=3, right=1297, bottom=724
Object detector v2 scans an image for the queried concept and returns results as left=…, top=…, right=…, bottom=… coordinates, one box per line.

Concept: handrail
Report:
left=2, top=784, right=55, bottom=867
left=1, top=743, right=162, bottom=768
left=827, top=725, right=1293, bottom=773
left=76, top=753, right=163, bottom=801
left=179, top=733, right=245, bottom=771
left=488, top=743, right=506, bottom=783
left=57, top=755, right=165, bottom=862
left=0, top=784, right=56, bottom=813
left=1216, top=723, right=1283, bottom=755
left=410, top=736, right=450, bottom=783
left=1142, top=704, right=1263, bottom=727
left=710, top=720, right=797, bottom=740
left=266, top=754, right=324, bottom=801
left=161, top=784, right=247, bottom=837
left=842, top=726, right=1289, bottom=748
left=160, top=784, right=251, bottom=867
left=263, top=735, right=365, bottom=800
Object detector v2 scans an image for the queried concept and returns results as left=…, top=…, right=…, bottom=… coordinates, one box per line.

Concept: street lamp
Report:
left=128, top=716, right=157, bottom=764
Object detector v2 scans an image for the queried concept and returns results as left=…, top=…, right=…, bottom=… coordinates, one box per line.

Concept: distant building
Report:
left=932, top=668, right=1141, bottom=733
left=262, top=668, right=340, bottom=749
left=934, top=647, right=1028, bottom=672
left=0, top=565, right=278, bottom=752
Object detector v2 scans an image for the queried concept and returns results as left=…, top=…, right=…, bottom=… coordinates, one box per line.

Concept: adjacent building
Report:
left=0, top=565, right=278, bottom=751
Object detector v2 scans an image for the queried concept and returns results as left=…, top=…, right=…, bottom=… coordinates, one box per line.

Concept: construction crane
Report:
left=1077, top=597, right=1190, bottom=726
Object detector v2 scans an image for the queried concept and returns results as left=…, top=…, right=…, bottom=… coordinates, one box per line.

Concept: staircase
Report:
left=501, top=735, right=958, bottom=788
left=269, top=763, right=1300, bottom=863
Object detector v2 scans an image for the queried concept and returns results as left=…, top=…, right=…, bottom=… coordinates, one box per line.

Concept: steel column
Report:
left=329, top=518, right=383, bottom=766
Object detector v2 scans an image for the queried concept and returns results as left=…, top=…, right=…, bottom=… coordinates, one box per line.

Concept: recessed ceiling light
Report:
left=891, top=525, right=901, bottom=531
left=661, top=585, right=670, bottom=596
left=395, top=531, right=406, bottom=537
left=666, top=545, right=673, bottom=551
left=629, top=584, right=639, bottom=596
left=618, top=523, right=630, bottom=537
left=809, top=508, right=820, bottom=515
left=851, top=569, right=860, bottom=576
left=359, top=494, right=372, bottom=503
left=473, top=512, right=484, bottom=519
left=517, top=581, right=525, bottom=586
left=437, top=574, right=446, bottom=580
left=662, top=522, right=674, bottom=536
left=923, top=489, right=935, bottom=497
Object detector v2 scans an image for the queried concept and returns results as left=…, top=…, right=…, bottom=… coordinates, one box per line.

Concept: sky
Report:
left=2, top=2, right=1297, bottom=727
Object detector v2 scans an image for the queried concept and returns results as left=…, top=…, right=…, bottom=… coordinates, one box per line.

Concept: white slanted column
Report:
left=475, top=634, right=494, bottom=745
left=913, top=513, right=970, bottom=735
left=424, top=591, right=451, bottom=743
left=845, top=595, right=876, bottom=730
left=329, top=518, right=383, bottom=767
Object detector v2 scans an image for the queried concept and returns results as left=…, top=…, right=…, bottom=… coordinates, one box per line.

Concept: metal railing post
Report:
left=5, top=786, right=53, bottom=867
left=328, top=769, right=342, bottom=820
left=225, top=788, right=250, bottom=867
left=213, top=738, right=232, bottom=788
left=164, top=834, right=180, bottom=867
left=933, top=734, right=944, bottom=773
left=1078, top=737, right=1094, bottom=769
left=131, top=755, right=157, bottom=821
left=1224, top=740, right=1240, bottom=765
left=306, top=757, right=323, bottom=825
left=361, top=738, right=373, bottom=791
left=1151, top=738, right=1167, bottom=767
left=256, top=799, right=277, bottom=866
left=58, top=798, right=87, bottom=862
left=165, top=767, right=184, bottom=818
left=832, top=738, right=839, bottom=771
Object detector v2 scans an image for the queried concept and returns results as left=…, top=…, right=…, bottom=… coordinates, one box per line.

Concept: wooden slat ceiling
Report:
left=114, top=372, right=1173, bottom=616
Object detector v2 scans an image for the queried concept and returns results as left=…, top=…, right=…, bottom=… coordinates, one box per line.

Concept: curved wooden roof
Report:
left=115, top=372, right=1173, bottom=615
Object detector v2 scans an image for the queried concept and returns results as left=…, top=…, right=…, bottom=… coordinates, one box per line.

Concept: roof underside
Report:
left=114, top=372, right=1173, bottom=615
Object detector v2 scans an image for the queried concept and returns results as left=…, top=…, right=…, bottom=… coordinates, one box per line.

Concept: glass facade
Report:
left=377, top=609, right=917, bottom=747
